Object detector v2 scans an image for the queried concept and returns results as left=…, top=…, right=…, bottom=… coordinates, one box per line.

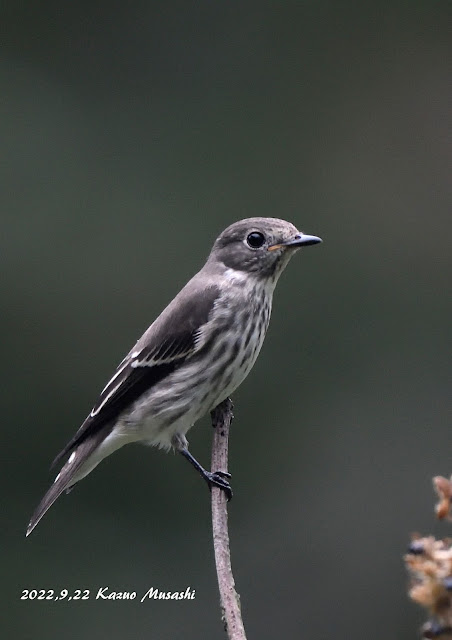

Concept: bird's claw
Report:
left=205, top=470, right=233, bottom=500
left=213, top=470, right=231, bottom=479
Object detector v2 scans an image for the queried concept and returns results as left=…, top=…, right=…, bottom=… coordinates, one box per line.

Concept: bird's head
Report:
left=208, top=217, right=322, bottom=282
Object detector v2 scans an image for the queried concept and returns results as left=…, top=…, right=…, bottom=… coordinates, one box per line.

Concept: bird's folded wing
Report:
left=52, top=282, right=220, bottom=468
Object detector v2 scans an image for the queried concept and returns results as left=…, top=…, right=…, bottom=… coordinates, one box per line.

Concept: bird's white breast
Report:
left=118, top=274, right=273, bottom=449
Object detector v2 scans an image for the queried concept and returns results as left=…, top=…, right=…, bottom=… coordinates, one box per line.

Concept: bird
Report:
left=26, top=217, right=322, bottom=536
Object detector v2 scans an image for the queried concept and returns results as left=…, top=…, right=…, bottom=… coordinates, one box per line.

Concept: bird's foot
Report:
left=204, top=470, right=233, bottom=500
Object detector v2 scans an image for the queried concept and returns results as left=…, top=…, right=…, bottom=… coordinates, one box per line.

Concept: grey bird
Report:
left=27, top=217, right=321, bottom=536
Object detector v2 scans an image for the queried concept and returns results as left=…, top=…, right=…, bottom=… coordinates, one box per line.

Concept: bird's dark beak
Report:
left=268, top=233, right=322, bottom=251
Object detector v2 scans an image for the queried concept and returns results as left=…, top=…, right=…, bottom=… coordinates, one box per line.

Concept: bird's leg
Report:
left=172, top=434, right=232, bottom=500
left=180, top=448, right=233, bottom=500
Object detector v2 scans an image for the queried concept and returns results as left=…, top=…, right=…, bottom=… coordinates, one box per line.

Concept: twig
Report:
left=210, top=398, right=247, bottom=640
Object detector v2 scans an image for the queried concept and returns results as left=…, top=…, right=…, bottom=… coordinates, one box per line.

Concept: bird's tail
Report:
left=26, top=435, right=105, bottom=537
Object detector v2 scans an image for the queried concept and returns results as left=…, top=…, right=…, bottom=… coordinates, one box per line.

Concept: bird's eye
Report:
left=246, top=232, right=266, bottom=249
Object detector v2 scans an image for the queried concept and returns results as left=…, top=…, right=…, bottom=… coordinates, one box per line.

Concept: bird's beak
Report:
left=268, top=233, right=322, bottom=251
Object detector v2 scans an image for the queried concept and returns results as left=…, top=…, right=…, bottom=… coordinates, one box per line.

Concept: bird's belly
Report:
left=207, top=340, right=262, bottom=408
left=126, top=345, right=261, bottom=449
left=123, top=297, right=270, bottom=449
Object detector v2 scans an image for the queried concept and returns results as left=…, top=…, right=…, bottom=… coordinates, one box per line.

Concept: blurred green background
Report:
left=2, top=1, right=451, bottom=638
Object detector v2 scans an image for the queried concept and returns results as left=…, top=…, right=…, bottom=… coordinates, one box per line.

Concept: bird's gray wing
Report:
left=52, top=282, right=220, bottom=467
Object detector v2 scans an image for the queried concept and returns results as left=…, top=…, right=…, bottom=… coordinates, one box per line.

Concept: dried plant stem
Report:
left=210, top=398, right=247, bottom=640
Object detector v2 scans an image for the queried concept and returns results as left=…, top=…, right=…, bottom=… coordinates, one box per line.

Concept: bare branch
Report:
left=210, top=398, right=247, bottom=640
